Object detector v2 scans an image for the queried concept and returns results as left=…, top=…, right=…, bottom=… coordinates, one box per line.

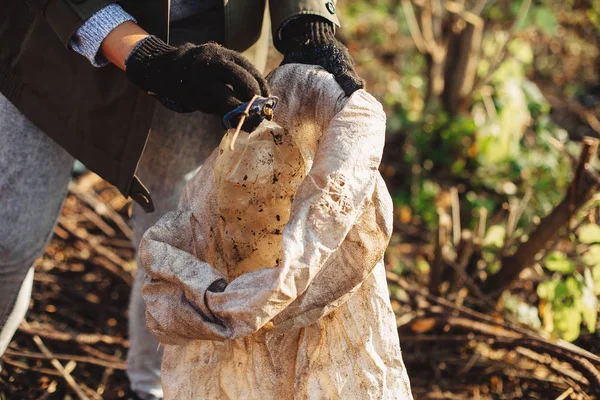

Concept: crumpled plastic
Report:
left=139, top=64, right=413, bottom=399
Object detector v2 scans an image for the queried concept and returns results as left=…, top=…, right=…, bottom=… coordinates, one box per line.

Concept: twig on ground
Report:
left=22, top=320, right=90, bottom=400
left=515, top=347, right=590, bottom=393
left=517, top=339, right=600, bottom=395
left=97, top=367, right=114, bottom=397
left=388, top=271, right=600, bottom=366
left=89, top=255, right=134, bottom=286
left=554, top=388, right=575, bottom=400
left=18, top=323, right=129, bottom=347
left=79, top=207, right=117, bottom=238
left=69, top=182, right=133, bottom=240
left=1, top=358, right=62, bottom=377
left=78, top=383, right=103, bottom=400
left=79, top=345, right=124, bottom=362
left=58, top=217, right=134, bottom=285
left=3, top=349, right=126, bottom=370
left=398, top=334, right=485, bottom=342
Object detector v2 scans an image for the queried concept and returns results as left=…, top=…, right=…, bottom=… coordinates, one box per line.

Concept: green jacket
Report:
left=0, top=0, right=339, bottom=211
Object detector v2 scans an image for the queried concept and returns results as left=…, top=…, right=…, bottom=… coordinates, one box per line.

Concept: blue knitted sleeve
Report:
left=69, top=3, right=137, bottom=68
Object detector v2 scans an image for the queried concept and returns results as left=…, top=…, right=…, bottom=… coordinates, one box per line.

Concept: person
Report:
left=0, top=1, right=363, bottom=399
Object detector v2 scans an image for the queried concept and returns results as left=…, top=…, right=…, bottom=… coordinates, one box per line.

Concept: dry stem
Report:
left=229, top=95, right=259, bottom=151
left=21, top=320, right=90, bottom=400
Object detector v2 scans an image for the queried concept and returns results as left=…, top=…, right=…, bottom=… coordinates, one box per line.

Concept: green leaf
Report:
left=537, top=280, right=558, bottom=300
left=545, top=251, right=574, bottom=274
left=508, top=39, right=534, bottom=65
left=583, top=245, right=600, bottom=266
left=579, top=224, right=600, bottom=244
left=588, top=8, right=600, bottom=30
left=522, top=80, right=550, bottom=113
left=555, top=306, right=582, bottom=342
left=416, top=257, right=431, bottom=275
left=565, top=276, right=583, bottom=297
left=581, top=304, right=598, bottom=334
left=487, top=261, right=501, bottom=274
left=484, top=225, right=506, bottom=248
left=593, top=265, right=600, bottom=296
left=534, top=7, right=559, bottom=36
left=554, top=281, right=571, bottom=302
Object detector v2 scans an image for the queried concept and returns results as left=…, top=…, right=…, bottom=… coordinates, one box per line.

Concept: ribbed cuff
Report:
left=69, top=3, right=136, bottom=68
left=126, top=36, right=175, bottom=67
left=125, top=36, right=176, bottom=90
left=124, top=35, right=156, bottom=67
left=275, top=16, right=335, bottom=53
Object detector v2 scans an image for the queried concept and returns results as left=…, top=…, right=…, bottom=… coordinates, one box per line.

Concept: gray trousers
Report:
left=0, top=92, right=222, bottom=397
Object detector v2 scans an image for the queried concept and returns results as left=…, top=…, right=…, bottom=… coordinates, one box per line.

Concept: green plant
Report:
left=535, top=222, right=600, bottom=341
left=342, top=0, right=600, bottom=343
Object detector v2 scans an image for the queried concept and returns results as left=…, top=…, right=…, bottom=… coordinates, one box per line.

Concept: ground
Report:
left=2, top=173, right=598, bottom=399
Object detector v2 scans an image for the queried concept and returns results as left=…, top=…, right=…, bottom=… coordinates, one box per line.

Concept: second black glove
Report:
left=276, top=16, right=364, bottom=96
left=126, top=36, right=270, bottom=119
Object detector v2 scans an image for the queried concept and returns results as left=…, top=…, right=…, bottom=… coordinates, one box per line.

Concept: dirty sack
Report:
left=139, top=64, right=413, bottom=400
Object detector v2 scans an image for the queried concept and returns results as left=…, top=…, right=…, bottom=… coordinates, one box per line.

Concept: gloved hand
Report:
left=126, top=36, right=270, bottom=129
left=276, top=16, right=364, bottom=96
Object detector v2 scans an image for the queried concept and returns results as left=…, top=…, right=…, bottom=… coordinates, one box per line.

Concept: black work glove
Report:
left=126, top=36, right=270, bottom=130
left=276, top=16, right=364, bottom=96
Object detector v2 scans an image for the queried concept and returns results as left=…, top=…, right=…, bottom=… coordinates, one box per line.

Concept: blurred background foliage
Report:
left=3, top=2, right=600, bottom=399
left=339, top=0, right=600, bottom=343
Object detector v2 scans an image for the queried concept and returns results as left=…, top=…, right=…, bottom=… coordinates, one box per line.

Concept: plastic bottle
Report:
left=213, top=121, right=308, bottom=279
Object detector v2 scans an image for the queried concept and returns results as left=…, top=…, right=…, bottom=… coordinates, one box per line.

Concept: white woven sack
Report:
left=139, top=64, right=413, bottom=399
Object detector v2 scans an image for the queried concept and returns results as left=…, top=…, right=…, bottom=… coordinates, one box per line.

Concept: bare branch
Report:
left=402, top=0, right=428, bottom=53
left=3, top=349, right=126, bottom=370
left=487, top=138, right=600, bottom=297
left=450, top=187, right=461, bottom=246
